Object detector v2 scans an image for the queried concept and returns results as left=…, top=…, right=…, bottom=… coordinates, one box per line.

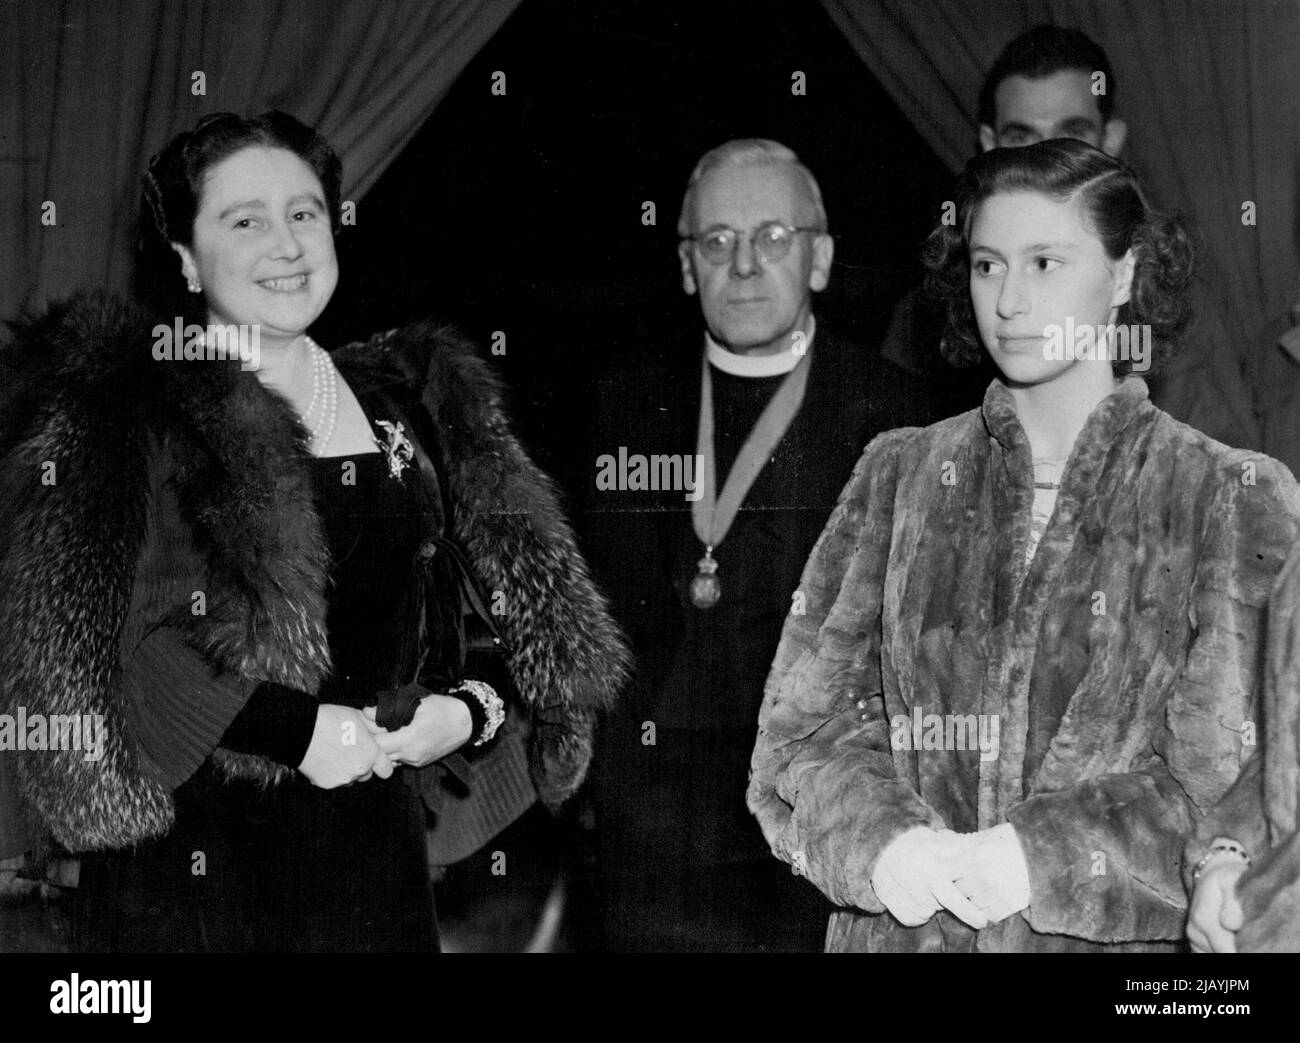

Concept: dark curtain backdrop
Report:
left=821, top=0, right=1300, bottom=458
left=5, top=0, right=1297, bottom=432
left=0, top=0, right=522, bottom=325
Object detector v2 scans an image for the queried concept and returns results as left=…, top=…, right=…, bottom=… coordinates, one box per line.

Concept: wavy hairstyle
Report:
left=921, top=139, right=1194, bottom=377
left=135, top=111, right=342, bottom=310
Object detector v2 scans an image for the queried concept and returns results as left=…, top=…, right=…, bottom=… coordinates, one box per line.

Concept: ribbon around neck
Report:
left=691, top=347, right=813, bottom=550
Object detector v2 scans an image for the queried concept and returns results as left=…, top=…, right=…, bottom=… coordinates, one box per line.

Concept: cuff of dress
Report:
left=218, top=682, right=319, bottom=768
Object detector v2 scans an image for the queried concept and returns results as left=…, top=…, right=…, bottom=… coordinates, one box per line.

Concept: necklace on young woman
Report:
left=300, top=336, right=338, bottom=455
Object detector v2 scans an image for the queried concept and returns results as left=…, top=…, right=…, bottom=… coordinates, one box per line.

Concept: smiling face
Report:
left=678, top=162, right=833, bottom=356
left=175, top=146, right=338, bottom=345
left=968, top=189, right=1134, bottom=387
left=980, top=69, right=1127, bottom=157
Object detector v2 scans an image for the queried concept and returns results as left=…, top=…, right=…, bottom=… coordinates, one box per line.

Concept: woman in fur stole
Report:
left=747, top=139, right=1300, bottom=952
left=0, top=112, right=629, bottom=952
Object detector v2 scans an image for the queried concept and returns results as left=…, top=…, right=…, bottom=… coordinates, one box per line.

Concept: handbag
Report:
left=369, top=387, right=539, bottom=867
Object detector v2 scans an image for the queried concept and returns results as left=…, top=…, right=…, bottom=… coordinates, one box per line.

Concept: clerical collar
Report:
left=705, top=318, right=816, bottom=378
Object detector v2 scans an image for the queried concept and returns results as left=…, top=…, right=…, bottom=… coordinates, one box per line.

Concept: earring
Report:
left=187, top=278, right=201, bottom=293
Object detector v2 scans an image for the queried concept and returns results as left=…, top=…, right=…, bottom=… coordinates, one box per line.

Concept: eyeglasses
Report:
left=684, top=222, right=823, bottom=265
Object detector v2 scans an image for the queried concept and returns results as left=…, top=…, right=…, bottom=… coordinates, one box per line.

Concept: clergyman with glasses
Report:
left=581, top=138, right=930, bottom=951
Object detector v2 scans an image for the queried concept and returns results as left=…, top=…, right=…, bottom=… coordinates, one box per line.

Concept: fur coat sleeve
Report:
left=1003, top=452, right=1296, bottom=944
left=749, top=377, right=1300, bottom=951
left=0, top=294, right=334, bottom=852
left=1188, top=534, right=1300, bottom=951
left=746, top=429, right=943, bottom=910
left=0, top=296, right=174, bottom=851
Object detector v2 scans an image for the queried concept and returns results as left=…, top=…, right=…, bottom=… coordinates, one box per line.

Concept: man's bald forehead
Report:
left=690, top=161, right=820, bottom=229
left=677, top=139, right=827, bottom=236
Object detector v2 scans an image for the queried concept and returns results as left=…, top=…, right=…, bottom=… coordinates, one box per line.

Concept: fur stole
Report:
left=0, top=292, right=628, bottom=851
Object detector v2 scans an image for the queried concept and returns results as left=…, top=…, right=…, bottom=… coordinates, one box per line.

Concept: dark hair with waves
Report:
left=136, top=111, right=341, bottom=310
left=921, top=139, right=1193, bottom=377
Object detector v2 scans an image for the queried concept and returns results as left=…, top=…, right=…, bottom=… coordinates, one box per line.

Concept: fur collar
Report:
left=334, top=322, right=631, bottom=719
left=0, top=292, right=629, bottom=851
left=3, top=293, right=333, bottom=692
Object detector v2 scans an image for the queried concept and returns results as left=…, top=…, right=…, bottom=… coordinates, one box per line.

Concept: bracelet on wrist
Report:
left=1192, top=837, right=1251, bottom=881
left=446, top=680, right=505, bottom=747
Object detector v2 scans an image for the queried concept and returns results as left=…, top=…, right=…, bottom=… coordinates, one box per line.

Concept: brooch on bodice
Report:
left=373, top=420, right=415, bottom=481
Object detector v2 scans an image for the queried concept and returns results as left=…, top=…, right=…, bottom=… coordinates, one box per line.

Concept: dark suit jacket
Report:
left=579, top=328, right=931, bottom=861
left=582, top=327, right=931, bottom=729
left=575, top=325, right=933, bottom=949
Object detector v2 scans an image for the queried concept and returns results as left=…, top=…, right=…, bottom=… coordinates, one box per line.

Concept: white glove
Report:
left=947, top=822, right=1032, bottom=923
left=871, top=827, right=989, bottom=929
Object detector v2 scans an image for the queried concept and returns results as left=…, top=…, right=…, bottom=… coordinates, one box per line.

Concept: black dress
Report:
left=77, top=391, right=438, bottom=953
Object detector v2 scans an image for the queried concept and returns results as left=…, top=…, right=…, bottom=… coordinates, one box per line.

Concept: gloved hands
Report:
left=947, top=822, right=1032, bottom=924
left=871, top=823, right=1031, bottom=929
left=1186, top=855, right=1248, bottom=953
left=871, top=827, right=988, bottom=928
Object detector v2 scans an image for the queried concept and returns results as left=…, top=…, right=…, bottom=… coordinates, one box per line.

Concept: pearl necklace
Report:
left=301, top=336, right=338, bottom=455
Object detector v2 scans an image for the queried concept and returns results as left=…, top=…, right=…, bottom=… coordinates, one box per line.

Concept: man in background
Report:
left=582, top=139, right=927, bottom=951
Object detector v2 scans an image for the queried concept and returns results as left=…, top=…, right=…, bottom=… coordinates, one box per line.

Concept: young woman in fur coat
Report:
left=747, top=139, right=1300, bottom=952
left=0, top=112, right=629, bottom=952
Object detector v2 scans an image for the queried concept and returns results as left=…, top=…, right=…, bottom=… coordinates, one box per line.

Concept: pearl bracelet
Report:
left=1192, top=837, right=1251, bottom=881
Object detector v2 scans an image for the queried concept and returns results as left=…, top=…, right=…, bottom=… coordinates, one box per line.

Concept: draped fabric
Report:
left=821, top=0, right=1300, bottom=461
left=0, top=0, right=522, bottom=323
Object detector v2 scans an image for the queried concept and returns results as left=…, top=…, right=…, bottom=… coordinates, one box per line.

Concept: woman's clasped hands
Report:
left=362, top=694, right=473, bottom=769
left=870, top=823, right=1032, bottom=929
left=297, top=704, right=395, bottom=789
left=296, top=696, right=475, bottom=788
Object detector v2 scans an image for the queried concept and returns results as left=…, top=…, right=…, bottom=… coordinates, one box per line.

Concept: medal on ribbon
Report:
left=690, top=345, right=812, bottom=610
left=690, top=545, right=722, bottom=609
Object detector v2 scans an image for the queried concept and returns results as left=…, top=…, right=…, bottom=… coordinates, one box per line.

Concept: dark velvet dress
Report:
left=77, top=391, right=438, bottom=953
